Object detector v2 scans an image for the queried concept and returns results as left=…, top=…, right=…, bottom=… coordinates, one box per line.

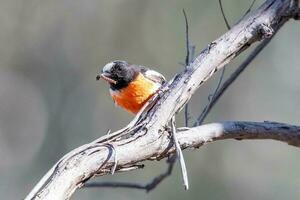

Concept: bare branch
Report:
left=194, top=36, right=272, bottom=126
left=85, top=120, right=300, bottom=192
left=196, top=0, right=259, bottom=126
left=179, top=121, right=300, bottom=148
left=198, top=0, right=231, bottom=127
left=73, top=121, right=300, bottom=192
left=25, top=1, right=298, bottom=199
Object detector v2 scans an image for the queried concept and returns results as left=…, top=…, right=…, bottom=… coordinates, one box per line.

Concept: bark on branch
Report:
left=25, top=0, right=299, bottom=199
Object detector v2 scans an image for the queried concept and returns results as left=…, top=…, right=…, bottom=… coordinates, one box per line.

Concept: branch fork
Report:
left=25, top=0, right=300, bottom=199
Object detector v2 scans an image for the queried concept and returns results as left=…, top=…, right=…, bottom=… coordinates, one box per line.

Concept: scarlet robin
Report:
left=96, top=60, right=189, bottom=189
left=97, top=60, right=165, bottom=114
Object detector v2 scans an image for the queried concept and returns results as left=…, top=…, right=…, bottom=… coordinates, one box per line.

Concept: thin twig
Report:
left=84, top=155, right=176, bottom=192
left=243, top=0, right=257, bottom=16
left=194, top=0, right=267, bottom=126
left=218, top=0, right=231, bottom=29
left=195, top=66, right=226, bottom=126
left=190, top=45, right=196, bottom=62
left=194, top=37, right=273, bottom=126
left=183, top=9, right=190, bottom=69
left=193, top=0, right=231, bottom=126
left=183, top=9, right=191, bottom=127
left=25, top=1, right=295, bottom=198
left=143, top=155, right=176, bottom=192
left=84, top=182, right=146, bottom=189
left=171, top=116, right=189, bottom=190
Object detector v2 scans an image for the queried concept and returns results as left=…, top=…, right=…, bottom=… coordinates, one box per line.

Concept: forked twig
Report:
left=192, top=0, right=230, bottom=126
left=194, top=37, right=273, bottom=126
left=24, top=0, right=297, bottom=198
left=194, top=0, right=261, bottom=126
left=84, top=2, right=259, bottom=191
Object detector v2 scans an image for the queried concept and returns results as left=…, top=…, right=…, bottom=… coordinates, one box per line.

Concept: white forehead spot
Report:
left=102, top=62, right=115, bottom=72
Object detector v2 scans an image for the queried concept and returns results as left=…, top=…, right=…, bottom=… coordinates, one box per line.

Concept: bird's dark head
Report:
left=96, top=60, right=138, bottom=90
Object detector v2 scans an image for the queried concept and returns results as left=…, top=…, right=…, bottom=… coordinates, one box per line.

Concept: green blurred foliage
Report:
left=0, top=0, right=300, bottom=199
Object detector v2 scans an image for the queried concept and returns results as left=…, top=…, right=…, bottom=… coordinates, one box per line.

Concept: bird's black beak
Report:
left=96, top=74, right=101, bottom=80
left=96, top=72, right=117, bottom=85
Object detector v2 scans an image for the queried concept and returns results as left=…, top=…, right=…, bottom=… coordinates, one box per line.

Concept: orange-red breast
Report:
left=97, top=60, right=166, bottom=114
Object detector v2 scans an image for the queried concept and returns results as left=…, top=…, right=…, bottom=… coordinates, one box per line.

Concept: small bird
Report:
left=97, top=60, right=189, bottom=190
left=96, top=60, right=165, bottom=114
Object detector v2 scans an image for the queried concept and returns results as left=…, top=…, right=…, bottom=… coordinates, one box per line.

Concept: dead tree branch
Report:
left=28, top=120, right=300, bottom=199
left=194, top=36, right=272, bottom=126
left=25, top=0, right=299, bottom=199
left=84, top=120, right=300, bottom=190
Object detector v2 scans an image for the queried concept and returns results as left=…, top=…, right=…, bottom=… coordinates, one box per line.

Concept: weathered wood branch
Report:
left=27, top=120, right=300, bottom=199
left=84, top=120, right=300, bottom=190
left=177, top=121, right=300, bottom=148
left=25, top=0, right=299, bottom=199
left=195, top=36, right=273, bottom=126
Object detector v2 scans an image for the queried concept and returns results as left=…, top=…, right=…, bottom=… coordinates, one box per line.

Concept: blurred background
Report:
left=1, top=0, right=300, bottom=199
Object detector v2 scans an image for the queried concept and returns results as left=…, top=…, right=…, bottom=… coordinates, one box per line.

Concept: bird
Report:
left=97, top=60, right=189, bottom=189
left=96, top=60, right=166, bottom=114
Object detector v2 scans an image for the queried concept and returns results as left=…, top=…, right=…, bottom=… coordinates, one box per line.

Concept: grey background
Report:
left=1, top=0, right=300, bottom=199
